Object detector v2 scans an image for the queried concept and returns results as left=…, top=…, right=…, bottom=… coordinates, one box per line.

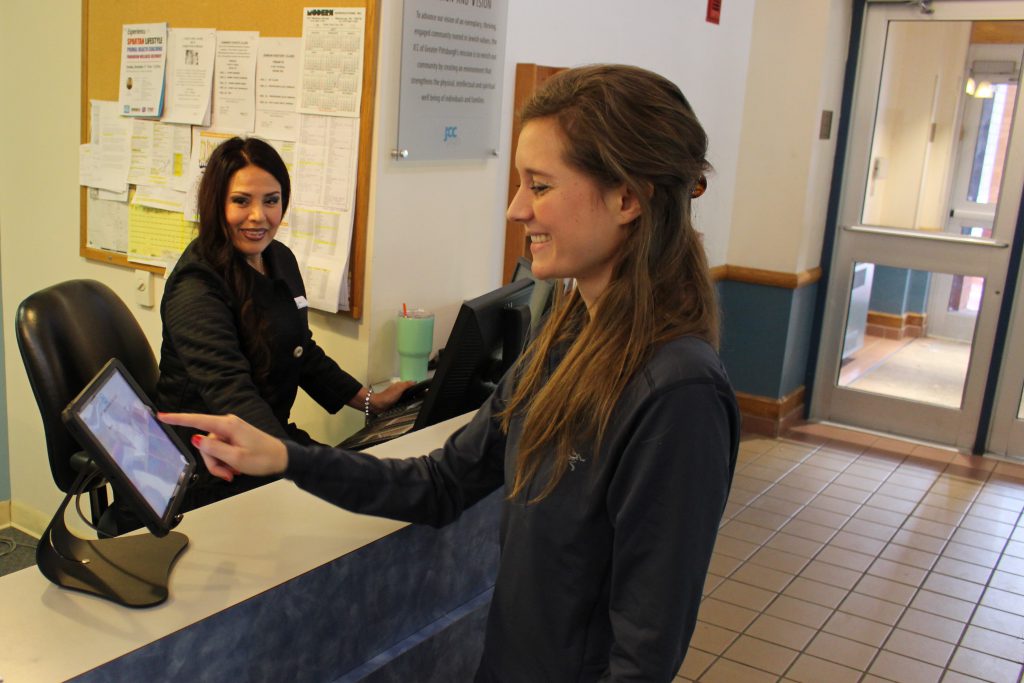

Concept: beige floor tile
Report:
left=783, top=577, right=848, bottom=609
left=766, top=483, right=818, bottom=505
left=748, top=547, right=811, bottom=575
left=913, top=503, right=965, bottom=525
left=834, top=471, right=885, bottom=492
left=765, top=595, right=834, bottom=629
left=969, top=605, right=1024, bottom=639
left=733, top=506, right=791, bottom=532
left=951, top=527, right=1013, bottom=553
left=820, top=482, right=873, bottom=504
left=805, top=631, right=878, bottom=670
left=730, top=562, right=793, bottom=593
left=709, top=579, right=776, bottom=612
left=707, top=552, right=742, bottom=578
left=696, top=598, right=759, bottom=633
left=869, top=650, right=944, bottom=683
left=995, top=553, right=1024, bottom=577
left=910, top=590, right=975, bottom=623
left=711, top=534, right=760, bottom=561
left=718, top=519, right=775, bottom=545
left=765, top=532, right=824, bottom=558
left=822, top=610, right=892, bottom=647
left=966, top=501, right=1021, bottom=525
left=878, top=544, right=938, bottom=571
left=829, top=529, right=887, bottom=556
left=921, top=572, right=985, bottom=603
left=780, top=518, right=836, bottom=543
left=839, top=592, right=905, bottom=626
left=698, top=657, right=778, bottom=683
left=843, top=518, right=898, bottom=542
left=815, top=545, right=875, bottom=573
left=722, top=634, right=799, bottom=675
left=677, top=647, right=715, bottom=680
left=896, top=607, right=966, bottom=644
left=867, top=557, right=928, bottom=587
left=883, top=628, right=955, bottom=666
left=989, top=569, right=1024, bottom=596
left=960, top=625, right=1024, bottom=664
left=902, top=515, right=956, bottom=540
left=793, top=505, right=851, bottom=529
left=854, top=574, right=917, bottom=606
left=939, top=672, right=993, bottom=683
left=806, top=493, right=861, bottom=516
left=701, top=572, right=724, bottom=596
left=745, top=613, right=817, bottom=651
left=864, top=492, right=918, bottom=514
left=688, top=621, right=739, bottom=655
left=854, top=505, right=908, bottom=528
left=980, top=586, right=1024, bottom=616
left=958, top=515, right=1016, bottom=540
left=800, top=558, right=864, bottom=590
left=785, top=653, right=862, bottom=683
left=949, top=647, right=1024, bottom=683
left=890, top=528, right=947, bottom=554
left=943, top=540, right=1001, bottom=568
left=748, top=494, right=804, bottom=518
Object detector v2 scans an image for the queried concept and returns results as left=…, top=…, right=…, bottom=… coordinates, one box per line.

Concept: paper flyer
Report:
left=118, top=23, right=168, bottom=117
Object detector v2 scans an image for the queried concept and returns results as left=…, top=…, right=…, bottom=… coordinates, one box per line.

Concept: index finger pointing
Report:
left=158, top=412, right=231, bottom=434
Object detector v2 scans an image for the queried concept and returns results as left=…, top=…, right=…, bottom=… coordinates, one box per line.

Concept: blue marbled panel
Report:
left=72, top=491, right=501, bottom=682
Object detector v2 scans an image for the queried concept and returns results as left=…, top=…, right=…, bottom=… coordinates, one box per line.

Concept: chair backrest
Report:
left=15, top=279, right=158, bottom=493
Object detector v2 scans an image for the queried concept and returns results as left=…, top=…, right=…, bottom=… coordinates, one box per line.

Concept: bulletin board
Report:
left=81, top=0, right=381, bottom=319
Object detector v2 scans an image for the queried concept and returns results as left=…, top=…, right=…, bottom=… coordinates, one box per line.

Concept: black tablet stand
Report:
left=36, top=457, right=188, bottom=608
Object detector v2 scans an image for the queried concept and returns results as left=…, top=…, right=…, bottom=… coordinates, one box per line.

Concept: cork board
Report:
left=81, top=0, right=380, bottom=318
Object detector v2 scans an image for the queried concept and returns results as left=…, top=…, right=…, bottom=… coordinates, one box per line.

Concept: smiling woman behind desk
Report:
left=156, top=137, right=412, bottom=508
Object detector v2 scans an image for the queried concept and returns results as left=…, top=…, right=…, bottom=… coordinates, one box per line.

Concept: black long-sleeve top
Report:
left=156, top=240, right=362, bottom=504
left=285, top=335, right=739, bottom=681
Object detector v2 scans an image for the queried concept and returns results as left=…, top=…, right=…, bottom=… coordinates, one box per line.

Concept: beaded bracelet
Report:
left=364, top=386, right=374, bottom=425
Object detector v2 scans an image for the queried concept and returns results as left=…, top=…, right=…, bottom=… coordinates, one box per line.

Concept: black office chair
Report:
left=15, top=279, right=157, bottom=536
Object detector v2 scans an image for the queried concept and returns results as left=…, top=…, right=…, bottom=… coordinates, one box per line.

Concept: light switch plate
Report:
left=134, top=270, right=154, bottom=307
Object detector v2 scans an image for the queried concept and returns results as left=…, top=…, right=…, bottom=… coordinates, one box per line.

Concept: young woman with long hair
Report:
left=162, top=66, right=738, bottom=680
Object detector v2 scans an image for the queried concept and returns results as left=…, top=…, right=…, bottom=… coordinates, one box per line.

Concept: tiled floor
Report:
left=678, top=422, right=1024, bottom=683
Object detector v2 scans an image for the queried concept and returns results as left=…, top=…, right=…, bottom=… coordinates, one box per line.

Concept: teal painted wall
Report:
left=718, top=280, right=818, bottom=400
left=868, top=265, right=931, bottom=315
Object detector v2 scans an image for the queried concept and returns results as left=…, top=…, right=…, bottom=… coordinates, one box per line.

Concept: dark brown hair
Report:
left=195, top=137, right=291, bottom=385
left=502, top=64, right=718, bottom=502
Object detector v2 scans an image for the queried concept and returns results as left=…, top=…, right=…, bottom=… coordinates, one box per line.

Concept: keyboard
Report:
left=338, top=378, right=432, bottom=450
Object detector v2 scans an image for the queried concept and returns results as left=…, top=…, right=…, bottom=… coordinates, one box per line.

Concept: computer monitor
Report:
left=510, top=256, right=555, bottom=335
left=414, top=278, right=534, bottom=429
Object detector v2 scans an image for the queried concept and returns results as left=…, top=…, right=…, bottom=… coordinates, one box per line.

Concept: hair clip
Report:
left=691, top=175, right=707, bottom=199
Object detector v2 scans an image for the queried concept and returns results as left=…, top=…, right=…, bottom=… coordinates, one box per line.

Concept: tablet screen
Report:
left=74, top=368, right=190, bottom=520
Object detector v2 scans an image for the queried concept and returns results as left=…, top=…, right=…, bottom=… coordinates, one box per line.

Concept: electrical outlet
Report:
left=134, top=270, right=154, bottom=307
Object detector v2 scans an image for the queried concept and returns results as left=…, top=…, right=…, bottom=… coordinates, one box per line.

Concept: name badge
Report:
left=294, top=296, right=308, bottom=309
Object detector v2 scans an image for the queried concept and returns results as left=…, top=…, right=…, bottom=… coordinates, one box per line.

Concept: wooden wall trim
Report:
left=716, top=265, right=822, bottom=290
left=735, top=386, right=805, bottom=420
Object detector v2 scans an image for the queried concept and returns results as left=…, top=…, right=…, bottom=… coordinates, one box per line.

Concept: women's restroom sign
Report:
left=396, top=0, right=508, bottom=161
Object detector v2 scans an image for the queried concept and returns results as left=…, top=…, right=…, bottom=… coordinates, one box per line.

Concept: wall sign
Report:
left=396, top=0, right=508, bottom=161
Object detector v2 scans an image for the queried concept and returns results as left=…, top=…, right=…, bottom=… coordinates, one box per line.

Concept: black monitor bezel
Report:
left=414, top=278, right=534, bottom=429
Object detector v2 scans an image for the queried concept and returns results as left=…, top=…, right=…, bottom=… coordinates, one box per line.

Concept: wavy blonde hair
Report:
left=501, top=65, right=717, bottom=502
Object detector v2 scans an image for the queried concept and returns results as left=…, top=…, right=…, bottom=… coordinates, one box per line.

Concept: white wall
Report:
left=727, top=0, right=852, bottom=274
left=1, top=0, right=756, bottom=532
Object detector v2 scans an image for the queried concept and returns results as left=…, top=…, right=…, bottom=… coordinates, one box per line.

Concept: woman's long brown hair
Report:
left=194, top=137, right=291, bottom=386
left=501, top=65, right=718, bottom=502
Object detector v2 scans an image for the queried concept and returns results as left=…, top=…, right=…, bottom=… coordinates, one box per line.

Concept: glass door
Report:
left=811, top=4, right=1024, bottom=451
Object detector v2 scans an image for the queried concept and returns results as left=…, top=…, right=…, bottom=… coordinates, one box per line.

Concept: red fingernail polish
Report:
left=191, top=434, right=202, bottom=447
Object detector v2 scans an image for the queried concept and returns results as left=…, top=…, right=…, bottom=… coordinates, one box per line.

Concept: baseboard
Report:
left=736, top=386, right=805, bottom=438
left=11, top=500, right=50, bottom=538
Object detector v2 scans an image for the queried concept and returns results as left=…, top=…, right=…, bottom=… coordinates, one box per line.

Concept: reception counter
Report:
left=0, top=412, right=500, bottom=682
